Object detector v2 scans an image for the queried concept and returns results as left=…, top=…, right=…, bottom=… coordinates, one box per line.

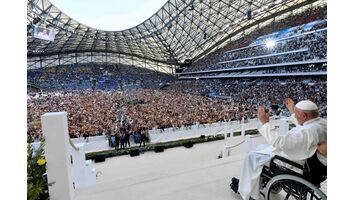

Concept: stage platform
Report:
left=74, top=135, right=268, bottom=200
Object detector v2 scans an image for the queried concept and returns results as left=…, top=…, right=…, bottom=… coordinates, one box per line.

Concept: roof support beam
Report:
left=193, top=0, right=320, bottom=62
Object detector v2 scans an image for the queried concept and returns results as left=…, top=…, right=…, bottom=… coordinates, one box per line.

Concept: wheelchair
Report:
left=260, top=153, right=327, bottom=200
left=231, top=153, right=327, bottom=200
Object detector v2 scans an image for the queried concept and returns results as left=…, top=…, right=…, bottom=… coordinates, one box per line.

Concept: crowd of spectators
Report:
left=123, top=90, right=242, bottom=131
left=27, top=89, right=243, bottom=142
left=28, top=78, right=327, bottom=143
left=27, top=90, right=162, bottom=145
left=27, top=63, right=173, bottom=91
left=225, top=5, right=327, bottom=51
left=185, top=6, right=327, bottom=73
left=181, top=63, right=327, bottom=78
left=221, top=27, right=326, bottom=62
left=183, top=24, right=326, bottom=72
left=167, top=77, right=327, bottom=117
left=28, top=90, right=123, bottom=141
left=250, top=19, right=326, bottom=46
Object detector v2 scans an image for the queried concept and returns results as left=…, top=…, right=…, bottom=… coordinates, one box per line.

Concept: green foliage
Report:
left=85, top=130, right=259, bottom=160
left=27, top=141, right=48, bottom=200
left=245, top=129, right=259, bottom=135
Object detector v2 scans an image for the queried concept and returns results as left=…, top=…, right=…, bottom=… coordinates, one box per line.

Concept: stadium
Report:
left=26, top=0, right=328, bottom=200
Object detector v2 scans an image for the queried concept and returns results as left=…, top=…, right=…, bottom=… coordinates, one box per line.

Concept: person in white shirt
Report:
left=233, top=98, right=327, bottom=200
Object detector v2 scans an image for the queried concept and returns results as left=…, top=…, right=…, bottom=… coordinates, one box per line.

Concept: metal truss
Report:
left=27, top=0, right=325, bottom=72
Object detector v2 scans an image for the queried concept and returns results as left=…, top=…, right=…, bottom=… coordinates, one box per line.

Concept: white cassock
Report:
left=238, top=114, right=327, bottom=200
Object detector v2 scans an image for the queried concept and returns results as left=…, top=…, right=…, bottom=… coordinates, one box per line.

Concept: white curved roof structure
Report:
left=27, top=0, right=325, bottom=72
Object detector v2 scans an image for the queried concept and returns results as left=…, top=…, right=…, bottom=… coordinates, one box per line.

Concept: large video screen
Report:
left=33, top=26, right=56, bottom=42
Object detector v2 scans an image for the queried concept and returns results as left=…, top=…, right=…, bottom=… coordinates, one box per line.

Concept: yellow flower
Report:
left=37, top=159, right=46, bottom=166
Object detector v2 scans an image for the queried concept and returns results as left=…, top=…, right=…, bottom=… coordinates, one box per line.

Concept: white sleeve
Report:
left=258, top=123, right=318, bottom=160
left=288, top=113, right=299, bottom=126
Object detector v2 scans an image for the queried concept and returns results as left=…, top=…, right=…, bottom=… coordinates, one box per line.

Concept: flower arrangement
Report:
left=36, top=159, right=46, bottom=166
left=27, top=141, right=49, bottom=200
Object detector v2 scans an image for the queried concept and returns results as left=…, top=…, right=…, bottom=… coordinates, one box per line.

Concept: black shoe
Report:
left=230, top=183, right=239, bottom=193
left=231, top=177, right=239, bottom=186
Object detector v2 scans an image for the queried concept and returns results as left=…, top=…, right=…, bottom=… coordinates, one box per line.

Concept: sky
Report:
left=50, top=0, right=168, bottom=31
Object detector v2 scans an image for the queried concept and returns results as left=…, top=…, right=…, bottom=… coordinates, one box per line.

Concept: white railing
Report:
left=148, top=118, right=263, bottom=143
left=220, top=117, right=290, bottom=158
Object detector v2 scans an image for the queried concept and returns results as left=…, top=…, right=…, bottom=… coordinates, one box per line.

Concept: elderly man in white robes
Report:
left=232, top=98, right=327, bottom=200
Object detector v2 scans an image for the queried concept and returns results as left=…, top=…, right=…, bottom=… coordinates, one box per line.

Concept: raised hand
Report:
left=284, top=98, right=295, bottom=114
left=257, top=106, right=270, bottom=125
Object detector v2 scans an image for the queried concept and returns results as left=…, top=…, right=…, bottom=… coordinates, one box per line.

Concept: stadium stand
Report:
left=28, top=63, right=174, bottom=91
left=26, top=0, right=329, bottom=199
left=180, top=20, right=326, bottom=75
left=182, top=6, right=327, bottom=76
left=27, top=1, right=327, bottom=146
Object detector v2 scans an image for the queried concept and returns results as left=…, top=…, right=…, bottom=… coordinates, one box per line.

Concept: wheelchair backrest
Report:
left=306, top=153, right=327, bottom=187
left=270, top=155, right=311, bottom=180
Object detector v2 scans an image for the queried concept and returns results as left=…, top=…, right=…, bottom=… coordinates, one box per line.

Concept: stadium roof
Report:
left=27, top=0, right=322, bottom=68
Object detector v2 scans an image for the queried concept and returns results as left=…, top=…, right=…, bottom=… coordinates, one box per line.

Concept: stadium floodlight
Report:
left=265, top=40, right=276, bottom=48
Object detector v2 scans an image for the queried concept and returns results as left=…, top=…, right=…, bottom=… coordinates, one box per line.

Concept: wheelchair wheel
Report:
left=264, top=174, right=327, bottom=200
left=261, top=176, right=282, bottom=194
left=270, top=183, right=282, bottom=194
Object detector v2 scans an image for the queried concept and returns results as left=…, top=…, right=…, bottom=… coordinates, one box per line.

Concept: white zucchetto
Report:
left=295, top=100, right=318, bottom=111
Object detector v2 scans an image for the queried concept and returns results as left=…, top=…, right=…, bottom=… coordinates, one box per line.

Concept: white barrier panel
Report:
left=221, top=117, right=289, bottom=159
left=148, top=119, right=264, bottom=143
left=69, top=143, right=96, bottom=189
left=241, top=124, right=245, bottom=136
left=71, top=135, right=107, bottom=144
left=70, top=144, right=85, bottom=189
left=41, top=112, right=74, bottom=200
left=149, top=121, right=243, bottom=143
left=84, top=160, right=96, bottom=187
left=71, top=136, right=110, bottom=153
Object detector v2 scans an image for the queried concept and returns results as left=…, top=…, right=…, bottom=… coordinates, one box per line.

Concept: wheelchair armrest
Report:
left=272, top=155, right=305, bottom=171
